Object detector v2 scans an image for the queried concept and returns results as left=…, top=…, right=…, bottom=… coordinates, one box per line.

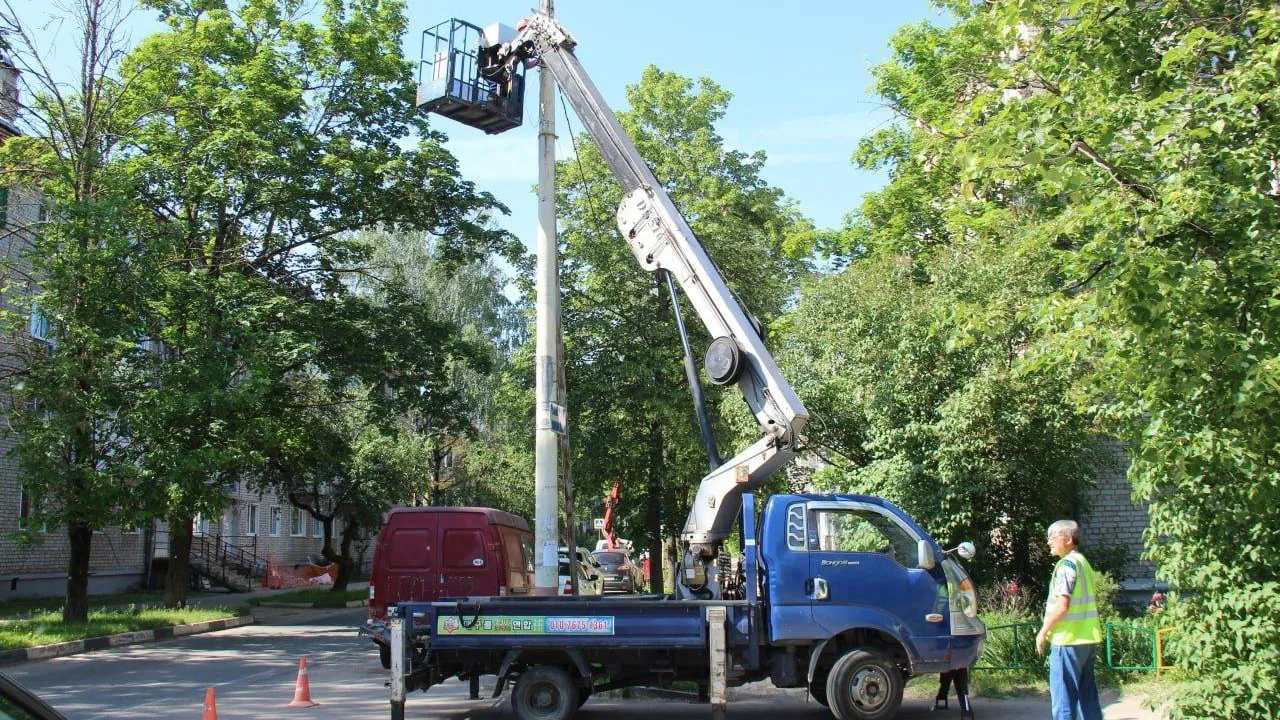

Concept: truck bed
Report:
left=401, top=595, right=755, bottom=651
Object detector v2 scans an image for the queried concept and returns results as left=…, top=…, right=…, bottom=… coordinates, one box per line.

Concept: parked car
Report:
left=364, top=506, right=535, bottom=668
left=0, top=672, right=69, bottom=720
left=557, top=547, right=603, bottom=596
left=592, top=547, right=643, bottom=593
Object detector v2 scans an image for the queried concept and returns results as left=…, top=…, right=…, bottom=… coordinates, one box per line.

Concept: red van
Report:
left=364, top=507, right=535, bottom=667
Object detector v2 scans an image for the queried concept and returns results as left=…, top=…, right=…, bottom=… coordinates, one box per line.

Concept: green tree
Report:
left=350, top=228, right=528, bottom=507
left=114, top=0, right=514, bottom=606
left=782, top=239, right=1097, bottom=588
left=851, top=2, right=1280, bottom=716
left=0, top=0, right=159, bottom=623
left=256, top=378, right=423, bottom=591
left=554, top=67, right=810, bottom=593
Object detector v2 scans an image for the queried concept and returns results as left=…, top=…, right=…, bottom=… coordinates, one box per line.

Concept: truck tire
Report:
left=824, top=648, right=903, bottom=720
left=379, top=643, right=391, bottom=670
left=511, top=666, right=579, bottom=720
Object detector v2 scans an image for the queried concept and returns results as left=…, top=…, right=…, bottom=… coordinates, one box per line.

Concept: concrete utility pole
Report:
left=533, top=0, right=562, bottom=594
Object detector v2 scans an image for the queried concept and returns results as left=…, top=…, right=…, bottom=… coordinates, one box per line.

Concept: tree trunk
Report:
left=319, top=516, right=355, bottom=592
left=645, top=418, right=665, bottom=596
left=63, top=522, right=93, bottom=623
left=331, top=520, right=360, bottom=592
left=164, top=515, right=194, bottom=608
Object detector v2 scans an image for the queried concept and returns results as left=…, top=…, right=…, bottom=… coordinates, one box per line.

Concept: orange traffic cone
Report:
left=202, top=688, right=218, bottom=720
left=287, top=656, right=320, bottom=708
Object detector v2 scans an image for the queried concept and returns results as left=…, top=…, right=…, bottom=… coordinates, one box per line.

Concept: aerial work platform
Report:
left=416, top=19, right=525, bottom=134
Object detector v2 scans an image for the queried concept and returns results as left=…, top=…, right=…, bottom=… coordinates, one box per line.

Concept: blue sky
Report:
left=415, top=0, right=945, bottom=245
left=16, top=0, right=948, bottom=250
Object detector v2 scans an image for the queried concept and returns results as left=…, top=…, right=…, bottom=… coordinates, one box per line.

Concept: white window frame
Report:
left=270, top=506, right=281, bottom=537
left=312, top=515, right=323, bottom=538
left=246, top=504, right=259, bottom=537
left=290, top=507, right=305, bottom=537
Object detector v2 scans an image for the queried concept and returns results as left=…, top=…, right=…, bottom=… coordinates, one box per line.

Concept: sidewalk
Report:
left=184, top=581, right=369, bottom=608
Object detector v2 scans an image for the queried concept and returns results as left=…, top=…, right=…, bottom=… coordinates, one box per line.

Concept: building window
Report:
left=270, top=507, right=281, bottom=536
left=290, top=507, right=305, bottom=537
left=195, top=515, right=211, bottom=536
left=246, top=504, right=259, bottom=537
left=18, top=486, right=33, bottom=531
left=0, top=186, right=8, bottom=227
left=312, top=516, right=323, bottom=538
left=29, top=305, right=53, bottom=344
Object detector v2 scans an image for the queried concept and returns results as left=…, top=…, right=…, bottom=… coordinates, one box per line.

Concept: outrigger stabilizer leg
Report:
left=933, top=668, right=975, bottom=719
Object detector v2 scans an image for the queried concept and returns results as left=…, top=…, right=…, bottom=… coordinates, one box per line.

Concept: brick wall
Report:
left=1081, top=438, right=1156, bottom=585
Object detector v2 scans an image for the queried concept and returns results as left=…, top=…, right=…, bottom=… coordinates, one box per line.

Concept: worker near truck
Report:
left=1036, top=519, right=1104, bottom=720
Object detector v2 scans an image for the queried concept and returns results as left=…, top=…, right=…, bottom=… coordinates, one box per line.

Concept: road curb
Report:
left=256, top=599, right=369, bottom=609
left=0, top=614, right=254, bottom=666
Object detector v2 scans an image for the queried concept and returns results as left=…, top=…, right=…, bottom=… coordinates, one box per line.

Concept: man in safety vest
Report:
left=1036, top=519, right=1104, bottom=720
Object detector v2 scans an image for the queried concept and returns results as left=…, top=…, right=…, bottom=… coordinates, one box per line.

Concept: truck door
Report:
left=439, top=515, right=490, bottom=599
left=807, top=502, right=950, bottom=669
left=382, top=513, right=437, bottom=609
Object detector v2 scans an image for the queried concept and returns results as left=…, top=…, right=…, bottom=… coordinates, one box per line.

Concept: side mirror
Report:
left=956, top=541, right=976, bottom=560
left=917, top=539, right=937, bottom=570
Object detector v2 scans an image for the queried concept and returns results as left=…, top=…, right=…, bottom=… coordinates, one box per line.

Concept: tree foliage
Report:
left=350, top=228, right=529, bottom=508
left=835, top=2, right=1280, bottom=716
left=783, top=239, right=1097, bottom=588
left=111, top=0, right=515, bottom=604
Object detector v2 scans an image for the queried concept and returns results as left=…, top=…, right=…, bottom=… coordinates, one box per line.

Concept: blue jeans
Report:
left=1049, top=644, right=1103, bottom=720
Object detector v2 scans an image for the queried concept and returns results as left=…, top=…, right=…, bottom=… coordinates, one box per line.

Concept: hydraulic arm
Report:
left=483, top=14, right=809, bottom=597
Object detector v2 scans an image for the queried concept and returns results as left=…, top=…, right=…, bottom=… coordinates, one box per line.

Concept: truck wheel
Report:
left=511, top=666, right=578, bottom=720
left=824, top=648, right=903, bottom=720
left=379, top=643, right=391, bottom=670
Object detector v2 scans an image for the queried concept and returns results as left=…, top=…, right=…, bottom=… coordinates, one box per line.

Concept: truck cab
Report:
left=761, top=494, right=984, bottom=689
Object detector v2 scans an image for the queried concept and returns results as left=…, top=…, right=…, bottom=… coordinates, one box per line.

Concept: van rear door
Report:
left=498, top=526, right=533, bottom=595
left=380, top=512, right=438, bottom=611
left=439, top=513, right=493, bottom=598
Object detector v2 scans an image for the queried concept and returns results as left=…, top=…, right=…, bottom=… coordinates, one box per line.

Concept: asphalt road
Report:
left=5, top=606, right=1160, bottom=719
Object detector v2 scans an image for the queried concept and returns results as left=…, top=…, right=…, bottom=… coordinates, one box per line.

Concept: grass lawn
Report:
left=950, top=667, right=1183, bottom=700
left=249, top=587, right=368, bottom=607
left=0, top=605, right=248, bottom=650
left=0, top=591, right=222, bottom=619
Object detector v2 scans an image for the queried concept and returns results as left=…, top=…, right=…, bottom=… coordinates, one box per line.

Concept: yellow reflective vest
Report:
left=1046, top=550, right=1103, bottom=645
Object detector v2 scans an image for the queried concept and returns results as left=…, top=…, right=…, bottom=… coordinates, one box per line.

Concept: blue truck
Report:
left=387, top=493, right=984, bottom=720
left=390, top=14, right=986, bottom=720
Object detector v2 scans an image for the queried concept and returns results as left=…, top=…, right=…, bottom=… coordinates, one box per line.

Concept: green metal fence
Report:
left=976, top=621, right=1175, bottom=672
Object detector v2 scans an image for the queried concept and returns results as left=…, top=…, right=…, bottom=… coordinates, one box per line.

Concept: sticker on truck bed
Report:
left=438, top=615, right=615, bottom=636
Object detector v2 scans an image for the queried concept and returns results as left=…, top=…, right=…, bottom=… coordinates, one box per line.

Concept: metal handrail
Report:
left=189, top=533, right=261, bottom=591
left=976, top=620, right=1177, bottom=673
